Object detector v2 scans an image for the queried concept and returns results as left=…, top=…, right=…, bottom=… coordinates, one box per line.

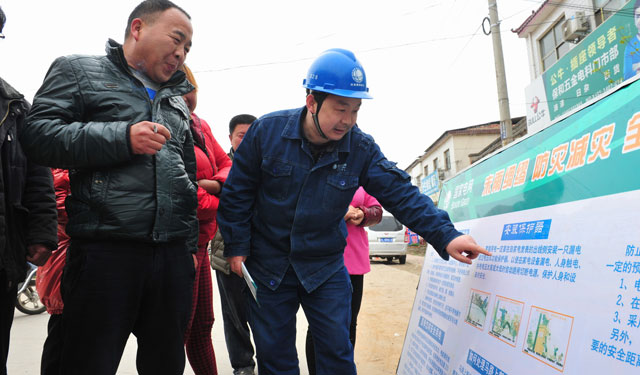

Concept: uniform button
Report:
left=340, top=181, right=346, bottom=186
left=333, top=164, right=337, bottom=169
left=159, top=208, right=165, bottom=216
left=269, top=280, right=275, bottom=286
left=153, top=232, right=159, bottom=240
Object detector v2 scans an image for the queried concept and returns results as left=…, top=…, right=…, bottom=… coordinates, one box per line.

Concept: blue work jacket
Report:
left=217, top=107, right=462, bottom=292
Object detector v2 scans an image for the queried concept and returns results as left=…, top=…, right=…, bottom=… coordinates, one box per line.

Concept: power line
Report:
left=194, top=1, right=636, bottom=75
left=450, top=24, right=484, bottom=68
left=194, top=32, right=482, bottom=74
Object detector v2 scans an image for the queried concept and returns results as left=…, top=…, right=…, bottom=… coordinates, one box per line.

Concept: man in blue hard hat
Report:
left=217, top=48, right=490, bottom=375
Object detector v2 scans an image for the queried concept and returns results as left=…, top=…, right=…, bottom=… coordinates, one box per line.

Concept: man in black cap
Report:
left=0, top=5, right=58, bottom=374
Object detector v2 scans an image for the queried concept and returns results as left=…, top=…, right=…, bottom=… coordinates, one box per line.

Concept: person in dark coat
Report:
left=0, top=6, right=57, bottom=374
left=20, top=1, right=199, bottom=374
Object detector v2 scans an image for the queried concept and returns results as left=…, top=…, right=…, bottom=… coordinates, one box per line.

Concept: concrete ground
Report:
left=8, top=270, right=309, bottom=375
left=8, top=250, right=425, bottom=374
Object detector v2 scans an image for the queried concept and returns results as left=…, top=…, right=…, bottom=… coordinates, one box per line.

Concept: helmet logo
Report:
left=351, top=68, right=364, bottom=84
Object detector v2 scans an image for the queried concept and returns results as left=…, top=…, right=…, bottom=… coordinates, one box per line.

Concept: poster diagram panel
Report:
left=523, top=306, right=574, bottom=371
left=489, top=296, right=524, bottom=347
left=465, top=289, right=491, bottom=330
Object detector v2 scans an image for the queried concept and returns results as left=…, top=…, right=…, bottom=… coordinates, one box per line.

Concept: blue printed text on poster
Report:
left=501, top=219, right=552, bottom=241
left=467, top=349, right=507, bottom=375
left=419, top=317, right=445, bottom=345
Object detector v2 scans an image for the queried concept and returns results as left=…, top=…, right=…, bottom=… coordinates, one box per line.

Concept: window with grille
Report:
left=444, top=149, right=451, bottom=170
left=539, top=17, right=570, bottom=71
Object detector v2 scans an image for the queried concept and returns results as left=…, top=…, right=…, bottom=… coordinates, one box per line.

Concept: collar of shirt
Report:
left=129, top=68, right=160, bottom=100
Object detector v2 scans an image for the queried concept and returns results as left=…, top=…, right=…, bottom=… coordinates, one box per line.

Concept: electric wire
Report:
left=194, top=32, right=485, bottom=74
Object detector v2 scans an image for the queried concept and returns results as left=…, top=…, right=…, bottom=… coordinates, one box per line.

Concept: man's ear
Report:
left=129, top=18, right=143, bottom=41
left=305, top=94, right=317, bottom=114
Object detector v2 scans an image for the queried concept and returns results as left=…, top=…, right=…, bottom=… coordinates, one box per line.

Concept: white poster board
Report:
left=398, top=79, right=640, bottom=374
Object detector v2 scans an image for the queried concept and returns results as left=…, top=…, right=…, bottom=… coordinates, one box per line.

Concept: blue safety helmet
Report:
left=302, top=48, right=372, bottom=99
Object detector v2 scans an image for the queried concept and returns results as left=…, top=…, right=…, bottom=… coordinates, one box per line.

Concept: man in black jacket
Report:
left=0, top=6, right=57, bottom=374
left=20, top=1, right=198, bottom=374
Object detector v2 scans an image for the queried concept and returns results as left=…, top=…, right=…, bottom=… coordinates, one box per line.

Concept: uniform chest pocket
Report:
left=323, top=174, right=359, bottom=211
left=261, top=159, right=293, bottom=201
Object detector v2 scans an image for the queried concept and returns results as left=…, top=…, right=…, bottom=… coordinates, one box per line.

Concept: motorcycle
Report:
left=15, top=262, right=47, bottom=315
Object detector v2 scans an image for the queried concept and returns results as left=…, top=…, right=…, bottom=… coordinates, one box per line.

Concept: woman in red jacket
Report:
left=180, top=64, right=232, bottom=375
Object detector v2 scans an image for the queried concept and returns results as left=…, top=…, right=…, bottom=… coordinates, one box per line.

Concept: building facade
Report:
left=404, top=120, right=523, bottom=204
left=514, top=0, right=632, bottom=133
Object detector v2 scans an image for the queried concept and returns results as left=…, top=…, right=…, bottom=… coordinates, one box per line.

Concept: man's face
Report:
left=230, top=124, right=251, bottom=151
left=315, top=95, right=362, bottom=141
left=133, top=8, right=193, bottom=83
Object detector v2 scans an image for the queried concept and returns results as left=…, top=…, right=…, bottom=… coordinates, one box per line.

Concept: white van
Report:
left=365, top=212, right=407, bottom=264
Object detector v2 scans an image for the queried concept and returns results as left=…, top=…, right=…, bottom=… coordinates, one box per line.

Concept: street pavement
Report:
left=8, top=252, right=425, bottom=374
left=8, top=270, right=310, bottom=375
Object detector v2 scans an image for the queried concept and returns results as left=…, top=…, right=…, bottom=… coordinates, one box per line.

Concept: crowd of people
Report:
left=0, top=1, right=490, bottom=375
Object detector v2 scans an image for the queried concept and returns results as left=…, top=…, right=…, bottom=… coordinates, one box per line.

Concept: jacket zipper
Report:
left=0, top=99, right=18, bottom=129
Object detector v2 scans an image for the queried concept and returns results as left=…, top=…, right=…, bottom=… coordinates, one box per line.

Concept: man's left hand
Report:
left=445, top=235, right=491, bottom=264
left=26, top=244, right=52, bottom=266
left=193, top=254, right=198, bottom=270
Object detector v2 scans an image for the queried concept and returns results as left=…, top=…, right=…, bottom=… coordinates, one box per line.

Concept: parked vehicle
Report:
left=366, top=212, right=407, bottom=264
left=15, top=262, right=46, bottom=315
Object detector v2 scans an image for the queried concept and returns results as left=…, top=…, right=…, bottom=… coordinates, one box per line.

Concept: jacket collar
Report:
left=0, top=77, right=23, bottom=101
left=0, top=77, right=25, bottom=124
left=104, top=39, right=192, bottom=94
left=281, top=107, right=351, bottom=154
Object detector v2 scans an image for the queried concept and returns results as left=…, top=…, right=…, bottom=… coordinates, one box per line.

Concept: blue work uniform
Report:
left=218, top=107, right=462, bottom=375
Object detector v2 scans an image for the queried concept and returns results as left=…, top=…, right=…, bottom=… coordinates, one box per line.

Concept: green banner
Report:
left=543, top=0, right=637, bottom=121
left=439, top=78, right=640, bottom=222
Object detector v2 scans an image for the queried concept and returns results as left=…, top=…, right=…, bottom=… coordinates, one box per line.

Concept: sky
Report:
left=1, top=0, right=543, bottom=169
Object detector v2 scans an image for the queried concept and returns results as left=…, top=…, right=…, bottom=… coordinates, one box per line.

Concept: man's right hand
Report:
left=130, top=121, right=171, bottom=155
left=227, top=255, right=247, bottom=278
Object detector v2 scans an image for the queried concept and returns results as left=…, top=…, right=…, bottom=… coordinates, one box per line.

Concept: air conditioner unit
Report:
left=563, top=12, right=589, bottom=43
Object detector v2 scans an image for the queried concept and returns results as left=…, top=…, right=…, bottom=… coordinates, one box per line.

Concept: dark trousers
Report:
left=1, top=270, right=17, bottom=375
left=248, top=265, right=355, bottom=375
left=215, top=270, right=255, bottom=371
left=60, top=239, right=195, bottom=375
left=40, top=313, right=62, bottom=375
left=305, top=274, right=364, bottom=375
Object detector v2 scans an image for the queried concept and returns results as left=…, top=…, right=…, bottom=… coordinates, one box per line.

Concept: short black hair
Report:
left=306, top=89, right=329, bottom=112
left=229, top=114, right=257, bottom=135
left=0, top=6, right=6, bottom=35
left=307, top=89, right=328, bottom=102
left=124, top=0, right=191, bottom=40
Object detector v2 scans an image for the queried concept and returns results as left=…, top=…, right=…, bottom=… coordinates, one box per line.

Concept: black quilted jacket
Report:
left=0, top=78, right=57, bottom=284
left=21, top=40, right=198, bottom=252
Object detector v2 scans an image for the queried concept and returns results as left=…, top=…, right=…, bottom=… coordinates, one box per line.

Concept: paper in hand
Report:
left=242, top=263, right=259, bottom=306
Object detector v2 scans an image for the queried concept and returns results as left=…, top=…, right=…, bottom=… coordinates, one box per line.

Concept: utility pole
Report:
left=488, top=0, right=513, bottom=146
